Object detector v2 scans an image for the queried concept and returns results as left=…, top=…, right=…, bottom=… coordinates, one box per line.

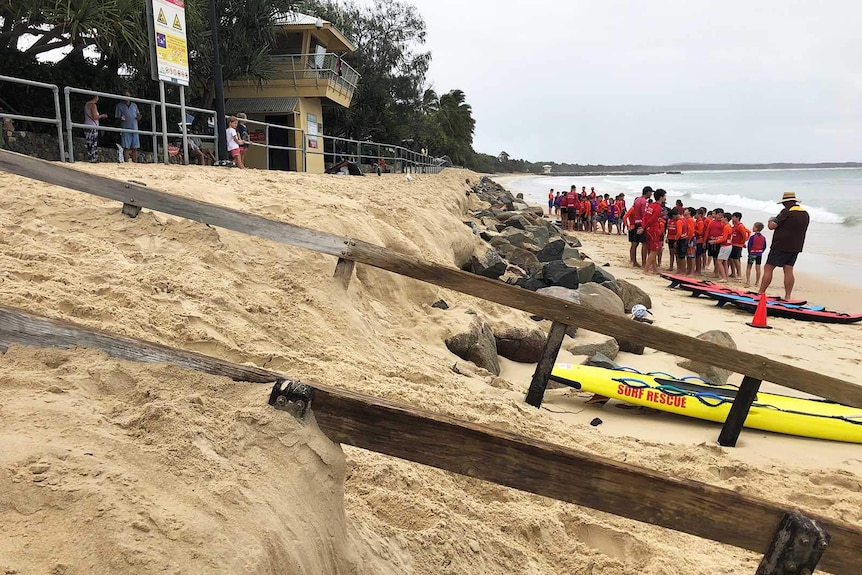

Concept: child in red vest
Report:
left=745, top=222, right=767, bottom=287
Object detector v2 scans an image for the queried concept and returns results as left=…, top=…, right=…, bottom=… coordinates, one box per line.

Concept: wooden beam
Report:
left=525, top=321, right=567, bottom=408
left=333, top=257, right=355, bottom=290
left=718, top=376, right=763, bottom=447
left=346, top=240, right=862, bottom=409
left=0, top=304, right=859, bottom=575
left=2, top=150, right=861, bottom=409
left=0, top=150, right=349, bottom=258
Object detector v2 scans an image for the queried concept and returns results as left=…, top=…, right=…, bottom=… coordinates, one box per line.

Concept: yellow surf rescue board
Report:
left=551, top=363, right=862, bottom=443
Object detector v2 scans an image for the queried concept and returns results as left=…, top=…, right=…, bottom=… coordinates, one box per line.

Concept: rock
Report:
left=507, top=247, right=541, bottom=273
left=677, top=330, right=737, bottom=384
left=499, top=265, right=528, bottom=284
left=537, top=239, right=581, bottom=262
left=617, top=339, right=646, bottom=355
left=563, top=258, right=595, bottom=285
left=481, top=216, right=503, bottom=231
left=565, top=331, right=619, bottom=359
left=515, top=192, right=524, bottom=199
left=615, top=279, right=653, bottom=313
left=444, top=315, right=501, bottom=375
left=494, top=326, right=547, bottom=363
left=601, top=280, right=621, bottom=297
left=431, top=299, right=449, bottom=310
left=564, top=234, right=583, bottom=248
left=577, top=283, right=625, bottom=316
left=511, top=201, right=530, bottom=211
left=590, top=418, right=603, bottom=427
left=542, top=260, right=580, bottom=289
left=516, top=277, right=549, bottom=291
left=523, top=225, right=551, bottom=248
left=504, top=215, right=532, bottom=230
left=469, top=244, right=507, bottom=279
left=501, top=229, right=541, bottom=252
left=591, top=267, right=616, bottom=284
left=585, top=352, right=619, bottom=370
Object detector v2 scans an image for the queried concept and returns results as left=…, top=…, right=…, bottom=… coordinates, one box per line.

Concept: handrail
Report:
left=0, top=75, right=65, bottom=162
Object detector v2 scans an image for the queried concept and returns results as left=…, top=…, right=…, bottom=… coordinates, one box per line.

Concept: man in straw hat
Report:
left=759, top=191, right=809, bottom=300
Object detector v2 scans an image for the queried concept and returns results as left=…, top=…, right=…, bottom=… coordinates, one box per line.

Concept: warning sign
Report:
left=147, top=0, right=189, bottom=86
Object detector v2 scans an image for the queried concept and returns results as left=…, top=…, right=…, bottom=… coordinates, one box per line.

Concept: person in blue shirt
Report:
left=745, top=221, right=767, bottom=287
left=115, top=91, right=142, bottom=163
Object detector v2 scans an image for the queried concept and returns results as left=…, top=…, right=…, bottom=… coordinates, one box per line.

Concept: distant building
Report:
left=222, top=12, right=359, bottom=173
left=542, top=164, right=552, bottom=174
left=497, top=151, right=510, bottom=162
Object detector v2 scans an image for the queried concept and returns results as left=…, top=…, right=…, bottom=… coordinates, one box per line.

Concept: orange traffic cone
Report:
left=746, top=293, right=773, bottom=329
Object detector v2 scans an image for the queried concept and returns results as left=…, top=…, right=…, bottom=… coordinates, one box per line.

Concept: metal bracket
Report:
left=340, top=238, right=356, bottom=258
left=267, top=378, right=313, bottom=419
left=756, top=512, right=830, bottom=575
left=122, top=180, right=146, bottom=218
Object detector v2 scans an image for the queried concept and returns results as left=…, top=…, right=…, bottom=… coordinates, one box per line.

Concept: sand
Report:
left=0, top=163, right=860, bottom=574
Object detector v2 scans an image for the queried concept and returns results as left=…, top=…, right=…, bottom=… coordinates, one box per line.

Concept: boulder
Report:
left=617, top=339, right=646, bottom=355
left=463, top=221, right=480, bottom=234
left=563, top=258, right=596, bottom=285
left=507, top=247, right=541, bottom=273
left=515, top=192, right=524, bottom=199
left=494, top=326, right=547, bottom=363
left=601, top=280, right=621, bottom=297
left=526, top=206, right=546, bottom=218
left=489, top=237, right=516, bottom=259
left=591, top=267, right=616, bottom=284
left=444, top=314, right=501, bottom=375
left=512, top=201, right=530, bottom=211
left=585, top=352, right=619, bottom=370
left=577, top=283, right=625, bottom=316
left=615, top=279, right=653, bottom=313
left=542, top=260, right=580, bottom=289
left=504, top=215, right=532, bottom=230
left=501, top=229, right=541, bottom=252
left=562, top=234, right=583, bottom=248
left=677, top=330, right=737, bottom=384
left=516, top=277, right=549, bottom=291
left=537, top=239, right=581, bottom=262
left=481, top=216, right=504, bottom=231
left=565, top=331, right=619, bottom=360
left=431, top=299, right=449, bottom=310
left=469, top=244, right=507, bottom=279
left=499, top=265, right=528, bottom=284
left=523, top=225, right=551, bottom=248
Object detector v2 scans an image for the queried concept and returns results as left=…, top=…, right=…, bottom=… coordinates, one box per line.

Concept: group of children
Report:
left=622, top=186, right=767, bottom=285
left=548, top=187, right=629, bottom=235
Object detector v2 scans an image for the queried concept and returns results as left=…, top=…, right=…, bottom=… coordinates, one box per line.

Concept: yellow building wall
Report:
left=297, top=97, right=324, bottom=174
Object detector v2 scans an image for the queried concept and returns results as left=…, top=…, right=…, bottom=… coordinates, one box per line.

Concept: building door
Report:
left=266, top=114, right=295, bottom=171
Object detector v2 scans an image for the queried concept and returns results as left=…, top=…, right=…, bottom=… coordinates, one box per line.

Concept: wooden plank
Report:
left=309, top=385, right=860, bottom=575
left=718, top=376, right=763, bottom=447
left=333, top=257, right=355, bottom=290
left=525, top=321, right=567, bottom=408
left=0, top=305, right=277, bottom=384
left=0, top=150, right=349, bottom=258
left=1, top=150, right=861, bottom=409
left=346, top=240, right=862, bottom=409
left=0, top=304, right=860, bottom=575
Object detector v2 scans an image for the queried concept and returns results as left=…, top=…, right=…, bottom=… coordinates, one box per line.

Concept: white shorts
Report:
left=717, top=245, right=732, bottom=261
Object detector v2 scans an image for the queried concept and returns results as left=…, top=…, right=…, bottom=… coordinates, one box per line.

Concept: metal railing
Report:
left=268, top=52, right=360, bottom=101
left=0, top=75, right=65, bottom=161
left=313, top=134, right=446, bottom=174
left=2, top=79, right=444, bottom=173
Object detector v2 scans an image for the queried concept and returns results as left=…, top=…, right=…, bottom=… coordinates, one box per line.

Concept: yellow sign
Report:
left=150, top=0, right=189, bottom=86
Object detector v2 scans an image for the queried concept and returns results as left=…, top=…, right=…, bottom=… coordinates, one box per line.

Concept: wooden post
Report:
left=525, top=321, right=568, bottom=408
left=121, top=203, right=142, bottom=218
left=332, top=257, right=355, bottom=289
left=718, top=375, right=762, bottom=447
left=756, top=512, right=830, bottom=575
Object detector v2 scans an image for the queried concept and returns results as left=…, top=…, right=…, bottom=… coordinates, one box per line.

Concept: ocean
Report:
left=499, top=168, right=862, bottom=286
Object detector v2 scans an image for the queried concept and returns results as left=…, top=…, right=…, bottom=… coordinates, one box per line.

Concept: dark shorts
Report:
left=677, top=240, right=688, bottom=258
left=766, top=250, right=799, bottom=268
left=696, top=243, right=705, bottom=256
left=730, top=246, right=743, bottom=260
left=567, top=207, right=577, bottom=218
left=707, top=243, right=720, bottom=258
left=667, top=239, right=677, bottom=251
left=748, top=254, right=763, bottom=265
left=549, top=201, right=554, bottom=208
left=629, top=224, right=643, bottom=243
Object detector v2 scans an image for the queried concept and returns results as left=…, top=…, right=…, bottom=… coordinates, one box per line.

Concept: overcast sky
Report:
left=396, top=0, right=862, bottom=164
